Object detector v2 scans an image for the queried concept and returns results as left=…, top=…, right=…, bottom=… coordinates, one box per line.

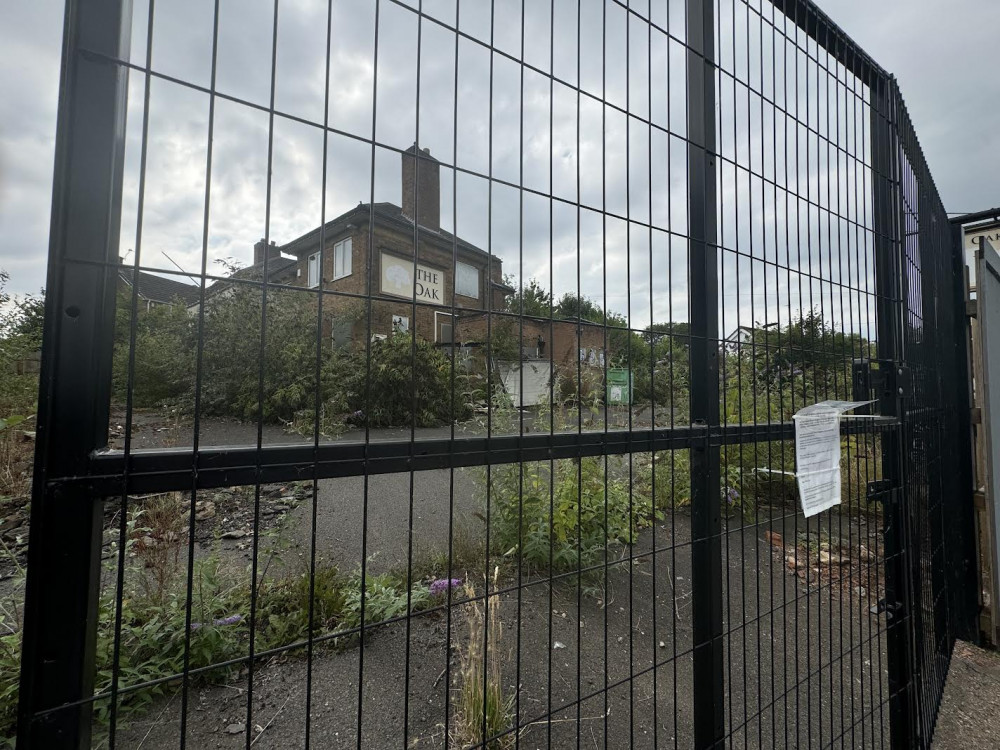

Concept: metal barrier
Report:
left=15, top=0, right=978, bottom=747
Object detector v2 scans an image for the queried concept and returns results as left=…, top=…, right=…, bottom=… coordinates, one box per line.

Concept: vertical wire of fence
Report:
left=14, top=0, right=978, bottom=748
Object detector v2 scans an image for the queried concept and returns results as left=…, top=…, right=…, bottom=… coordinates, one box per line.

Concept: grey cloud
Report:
left=1, top=0, right=995, bottom=346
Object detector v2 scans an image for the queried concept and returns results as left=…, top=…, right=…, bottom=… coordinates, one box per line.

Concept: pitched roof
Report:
left=279, top=202, right=494, bottom=264
left=227, top=255, right=299, bottom=284
left=196, top=255, right=299, bottom=303
left=119, top=267, right=201, bottom=305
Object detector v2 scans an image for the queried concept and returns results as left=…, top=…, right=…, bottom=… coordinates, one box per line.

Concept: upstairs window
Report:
left=455, top=260, right=479, bottom=299
left=333, top=238, right=352, bottom=280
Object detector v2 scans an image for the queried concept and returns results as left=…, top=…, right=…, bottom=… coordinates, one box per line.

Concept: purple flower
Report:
left=725, top=487, right=740, bottom=506
left=429, top=578, right=463, bottom=596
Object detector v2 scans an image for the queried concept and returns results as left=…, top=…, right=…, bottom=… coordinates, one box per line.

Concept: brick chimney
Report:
left=401, top=144, right=440, bottom=231
left=253, top=238, right=281, bottom=265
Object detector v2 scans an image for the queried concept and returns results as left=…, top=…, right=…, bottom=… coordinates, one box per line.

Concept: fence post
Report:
left=870, top=73, right=921, bottom=750
left=685, top=0, right=724, bottom=746
left=950, top=221, right=980, bottom=642
left=16, top=0, right=132, bottom=746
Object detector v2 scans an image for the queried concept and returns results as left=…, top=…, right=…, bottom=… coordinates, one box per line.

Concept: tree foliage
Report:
left=112, top=289, right=196, bottom=409
left=504, top=277, right=552, bottom=318
left=333, top=331, right=472, bottom=428
left=0, top=270, right=44, bottom=416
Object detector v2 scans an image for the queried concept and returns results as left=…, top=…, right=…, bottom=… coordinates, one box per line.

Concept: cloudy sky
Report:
left=1, top=0, right=998, bottom=336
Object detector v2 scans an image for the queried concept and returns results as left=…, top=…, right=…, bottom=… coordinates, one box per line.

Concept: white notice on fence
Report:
left=793, top=400, right=874, bottom=518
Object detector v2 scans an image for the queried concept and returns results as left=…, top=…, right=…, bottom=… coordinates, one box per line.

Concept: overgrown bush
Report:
left=636, top=450, right=693, bottom=511
left=0, top=271, right=43, bottom=413
left=0, top=495, right=435, bottom=741
left=111, top=273, right=477, bottom=429
left=196, top=284, right=334, bottom=423
left=111, top=289, right=195, bottom=408
left=552, top=365, right=605, bottom=410
left=333, top=331, right=472, bottom=428
left=486, top=456, right=657, bottom=574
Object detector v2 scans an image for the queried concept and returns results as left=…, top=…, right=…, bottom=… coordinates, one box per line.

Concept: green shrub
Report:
left=112, top=289, right=195, bottom=408
left=0, top=512, right=434, bottom=740
left=486, top=456, right=657, bottom=574
left=255, top=564, right=349, bottom=650
left=636, top=450, right=692, bottom=511
left=0, top=564, right=23, bottom=747
left=334, top=331, right=471, bottom=428
left=113, top=278, right=477, bottom=429
left=91, top=554, right=246, bottom=723
left=340, top=570, right=431, bottom=631
left=197, top=285, right=332, bottom=423
left=0, top=271, right=42, bottom=419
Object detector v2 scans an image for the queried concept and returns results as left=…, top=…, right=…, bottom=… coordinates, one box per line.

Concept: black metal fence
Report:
left=15, top=0, right=977, bottom=747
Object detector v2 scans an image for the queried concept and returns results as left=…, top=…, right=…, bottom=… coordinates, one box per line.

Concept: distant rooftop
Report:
left=119, top=266, right=201, bottom=306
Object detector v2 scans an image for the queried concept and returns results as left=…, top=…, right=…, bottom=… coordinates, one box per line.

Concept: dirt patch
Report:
left=764, top=523, right=885, bottom=604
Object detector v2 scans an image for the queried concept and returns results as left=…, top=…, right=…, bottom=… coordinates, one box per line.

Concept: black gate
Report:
left=15, top=0, right=978, bottom=748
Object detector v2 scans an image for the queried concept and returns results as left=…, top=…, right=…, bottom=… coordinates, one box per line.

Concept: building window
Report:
left=435, top=311, right=454, bottom=344
left=333, top=238, right=352, bottom=280
left=307, top=252, right=320, bottom=288
left=391, top=314, right=409, bottom=333
left=455, top=260, right=479, bottom=299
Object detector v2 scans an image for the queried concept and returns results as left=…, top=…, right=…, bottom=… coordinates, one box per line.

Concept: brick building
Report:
left=241, top=144, right=607, bottom=376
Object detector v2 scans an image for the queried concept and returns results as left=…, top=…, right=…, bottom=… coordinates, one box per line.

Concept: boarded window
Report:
left=455, top=260, right=479, bottom=299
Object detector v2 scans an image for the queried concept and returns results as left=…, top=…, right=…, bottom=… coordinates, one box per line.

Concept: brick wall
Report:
left=284, top=211, right=509, bottom=345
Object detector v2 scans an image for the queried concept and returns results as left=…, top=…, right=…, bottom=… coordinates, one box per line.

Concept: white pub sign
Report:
left=380, top=251, right=444, bottom=302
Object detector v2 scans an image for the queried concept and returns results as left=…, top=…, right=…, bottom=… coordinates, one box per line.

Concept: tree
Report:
left=506, top=277, right=552, bottom=318
left=0, top=271, right=45, bottom=416
left=112, top=288, right=196, bottom=408
left=195, top=284, right=329, bottom=422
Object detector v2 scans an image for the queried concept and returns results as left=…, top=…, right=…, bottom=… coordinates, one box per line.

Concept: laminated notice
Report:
left=793, top=400, right=874, bottom=518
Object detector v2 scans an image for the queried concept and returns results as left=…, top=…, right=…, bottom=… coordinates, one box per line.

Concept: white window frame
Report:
left=333, top=237, right=352, bottom=280
left=307, top=252, right=320, bottom=288
left=455, top=260, right=480, bottom=299
left=391, top=314, right=409, bottom=333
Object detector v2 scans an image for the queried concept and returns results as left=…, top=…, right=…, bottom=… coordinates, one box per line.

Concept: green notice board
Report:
left=607, top=368, right=632, bottom=405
